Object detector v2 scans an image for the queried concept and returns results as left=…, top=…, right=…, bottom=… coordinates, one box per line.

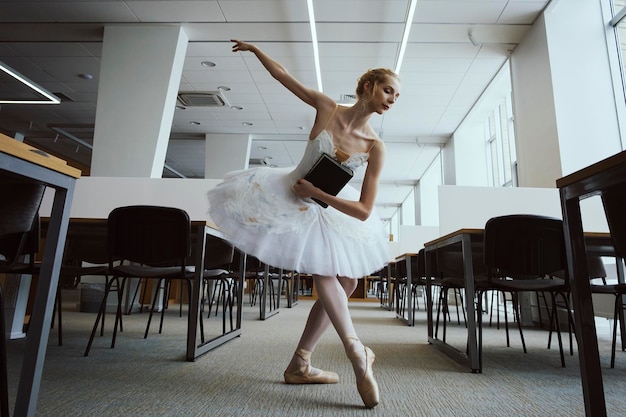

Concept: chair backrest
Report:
left=601, top=182, right=626, bottom=259
left=63, top=221, right=109, bottom=266
left=395, top=250, right=426, bottom=280
left=202, top=235, right=235, bottom=270
left=0, top=179, right=45, bottom=237
left=107, top=205, right=191, bottom=267
left=0, top=179, right=45, bottom=267
left=435, top=249, right=487, bottom=279
left=0, top=215, right=41, bottom=270
left=484, top=214, right=566, bottom=280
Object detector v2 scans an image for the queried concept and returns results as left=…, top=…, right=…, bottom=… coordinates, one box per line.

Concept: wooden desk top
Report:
left=424, top=228, right=484, bottom=247
left=556, top=149, right=626, bottom=189
left=0, top=132, right=81, bottom=178
left=395, top=253, right=418, bottom=261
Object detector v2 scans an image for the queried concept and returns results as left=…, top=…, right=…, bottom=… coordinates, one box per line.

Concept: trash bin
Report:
left=79, top=283, right=105, bottom=313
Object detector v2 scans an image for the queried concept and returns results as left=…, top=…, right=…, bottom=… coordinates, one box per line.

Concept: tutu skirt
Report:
left=207, top=165, right=391, bottom=278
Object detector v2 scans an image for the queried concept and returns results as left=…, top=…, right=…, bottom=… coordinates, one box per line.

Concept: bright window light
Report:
left=0, top=61, right=60, bottom=104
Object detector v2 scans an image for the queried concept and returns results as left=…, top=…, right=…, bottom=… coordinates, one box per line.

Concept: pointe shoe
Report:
left=283, top=348, right=339, bottom=384
left=348, top=344, right=379, bottom=408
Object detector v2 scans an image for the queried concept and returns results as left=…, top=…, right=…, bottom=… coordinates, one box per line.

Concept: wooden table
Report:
left=394, top=253, right=419, bottom=326
left=557, top=150, right=626, bottom=417
left=187, top=221, right=244, bottom=358
left=424, top=229, right=484, bottom=372
left=423, top=226, right=617, bottom=376
left=0, top=133, right=80, bottom=417
left=41, top=218, right=244, bottom=361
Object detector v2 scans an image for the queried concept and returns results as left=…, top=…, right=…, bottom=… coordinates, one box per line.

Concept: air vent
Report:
left=249, top=157, right=270, bottom=166
left=338, top=94, right=357, bottom=106
left=177, top=91, right=229, bottom=107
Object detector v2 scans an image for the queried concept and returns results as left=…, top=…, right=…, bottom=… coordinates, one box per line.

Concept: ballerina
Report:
left=207, top=39, right=400, bottom=408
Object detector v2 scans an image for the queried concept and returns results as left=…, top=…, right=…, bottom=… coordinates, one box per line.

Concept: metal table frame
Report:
left=1, top=139, right=79, bottom=417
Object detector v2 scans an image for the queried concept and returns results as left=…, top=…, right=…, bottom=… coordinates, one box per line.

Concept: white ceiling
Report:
left=0, top=0, right=550, bottom=220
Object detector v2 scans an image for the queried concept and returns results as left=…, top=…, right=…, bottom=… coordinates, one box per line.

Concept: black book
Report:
left=303, top=153, right=354, bottom=208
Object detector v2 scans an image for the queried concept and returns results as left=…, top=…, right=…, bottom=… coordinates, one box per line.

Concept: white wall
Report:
left=510, top=0, right=624, bottom=187
left=391, top=225, right=440, bottom=259
left=451, top=121, right=489, bottom=186
left=544, top=0, right=623, bottom=175
left=437, top=185, right=608, bottom=236
left=39, top=177, right=222, bottom=221
left=545, top=0, right=624, bottom=175
left=418, top=154, right=442, bottom=226
left=205, top=133, right=251, bottom=178
left=509, top=13, right=562, bottom=188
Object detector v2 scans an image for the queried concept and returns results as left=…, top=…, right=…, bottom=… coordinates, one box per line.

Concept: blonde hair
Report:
left=355, top=68, right=399, bottom=101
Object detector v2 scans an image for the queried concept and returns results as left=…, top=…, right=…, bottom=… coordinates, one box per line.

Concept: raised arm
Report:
left=232, top=39, right=325, bottom=108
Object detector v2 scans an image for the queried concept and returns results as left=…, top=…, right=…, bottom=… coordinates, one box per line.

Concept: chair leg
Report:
left=179, top=280, right=184, bottom=317
left=57, top=287, right=63, bottom=346
left=434, top=286, right=444, bottom=339
left=611, top=295, right=620, bottom=368
left=503, top=293, right=511, bottom=348
left=145, top=278, right=164, bottom=339
left=53, top=285, right=63, bottom=346
left=0, top=287, right=10, bottom=417
left=550, top=293, right=566, bottom=367
left=512, top=293, right=527, bottom=353
left=111, top=277, right=127, bottom=349
left=442, top=288, right=449, bottom=342
left=458, top=290, right=467, bottom=327
left=85, top=276, right=117, bottom=356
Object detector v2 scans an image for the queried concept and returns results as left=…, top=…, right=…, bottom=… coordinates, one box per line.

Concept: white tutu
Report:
left=207, top=131, right=391, bottom=278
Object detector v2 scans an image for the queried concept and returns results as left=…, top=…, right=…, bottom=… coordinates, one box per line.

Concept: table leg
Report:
left=14, top=186, right=73, bottom=417
left=425, top=251, right=434, bottom=340
left=562, top=194, right=607, bottom=417
left=461, top=234, right=480, bottom=373
left=406, top=256, right=414, bottom=326
left=186, top=224, right=206, bottom=361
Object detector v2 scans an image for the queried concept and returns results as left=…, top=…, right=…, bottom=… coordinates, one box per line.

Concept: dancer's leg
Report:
left=284, top=277, right=357, bottom=382
left=297, top=277, right=358, bottom=352
left=313, top=275, right=379, bottom=408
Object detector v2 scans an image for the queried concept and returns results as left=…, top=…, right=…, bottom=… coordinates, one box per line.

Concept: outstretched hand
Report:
left=231, top=39, right=254, bottom=53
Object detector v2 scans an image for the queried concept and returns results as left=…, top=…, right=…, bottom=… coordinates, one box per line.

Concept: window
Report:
left=610, top=1, right=626, bottom=104
left=606, top=0, right=626, bottom=149
left=485, top=90, right=517, bottom=187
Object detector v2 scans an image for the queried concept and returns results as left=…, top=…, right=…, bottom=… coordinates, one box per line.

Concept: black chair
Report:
left=395, top=250, right=427, bottom=325
left=198, top=238, right=236, bottom=340
left=0, top=179, right=45, bottom=417
left=378, top=262, right=395, bottom=310
left=578, top=255, right=626, bottom=368
left=480, top=214, right=571, bottom=369
left=56, top=220, right=112, bottom=346
left=599, top=183, right=626, bottom=367
left=201, top=236, right=235, bottom=317
left=84, top=205, right=192, bottom=356
left=434, top=249, right=487, bottom=344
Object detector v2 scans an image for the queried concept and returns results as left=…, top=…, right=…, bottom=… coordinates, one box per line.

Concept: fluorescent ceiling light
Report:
left=307, top=0, right=323, bottom=92
left=0, top=60, right=61, bottom=104
left=394, top=0, right=417, bottom=74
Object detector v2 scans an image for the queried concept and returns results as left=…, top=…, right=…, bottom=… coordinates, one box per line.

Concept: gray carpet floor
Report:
left=6, top=292, right=626, bottom=416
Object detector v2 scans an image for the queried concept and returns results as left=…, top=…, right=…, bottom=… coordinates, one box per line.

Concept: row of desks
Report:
left=382, top=149, right=626, bottom=417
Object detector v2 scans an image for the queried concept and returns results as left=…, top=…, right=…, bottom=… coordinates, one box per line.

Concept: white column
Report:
left=91, top=25, right=188, bottom=177
left=204, top=133, right=252, bottom=179
left=510, top=0, right=624, bottom=187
